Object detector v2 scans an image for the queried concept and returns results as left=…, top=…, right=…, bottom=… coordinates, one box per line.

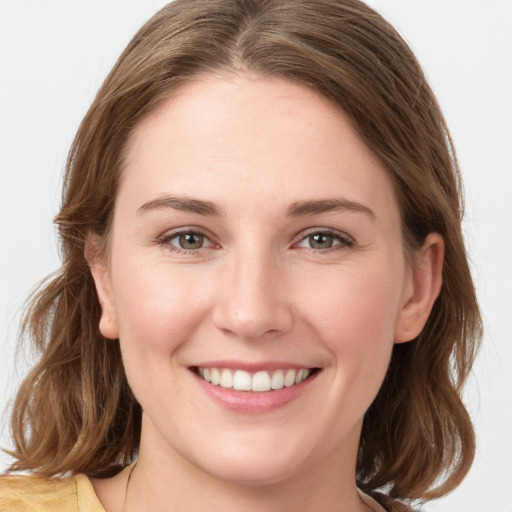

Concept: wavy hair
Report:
left=7, top=0, right=481, bottom=500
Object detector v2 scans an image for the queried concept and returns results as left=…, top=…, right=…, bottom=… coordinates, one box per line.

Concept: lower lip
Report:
left=191, top=370, right=320, bottom=414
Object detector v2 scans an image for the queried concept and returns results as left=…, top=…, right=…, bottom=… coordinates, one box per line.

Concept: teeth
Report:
left=211, top=368, right=221, bottom=385
left=295, top=368, right=310, bottom=384
left=196, top=367, right=313, bottom=392
left=270, top=369, right=284, bottom=390
left=233, top=370, right=252, bottom=391
left=220, top=369, right=233, bottom=388
left=252, top=371, right=271, bottom=392
left=284, top=369, right=296, bottom=387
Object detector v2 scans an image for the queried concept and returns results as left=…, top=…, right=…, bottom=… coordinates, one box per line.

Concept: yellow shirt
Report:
left=0, top=473, right=393, bottom=512
left=0, top=473, right=105, bottom=512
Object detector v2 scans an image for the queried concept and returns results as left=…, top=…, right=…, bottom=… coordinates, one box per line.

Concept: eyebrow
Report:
left=286, top=198, right=376, bottom=219
left=137, top=196, right=223, bottom=216
left=136, top=195, right=375, bottom=219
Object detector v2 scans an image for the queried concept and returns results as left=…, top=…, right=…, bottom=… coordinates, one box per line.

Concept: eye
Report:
left=296, top=230, right=353, bottom=251
left=159, top=229, right=213, bottom=251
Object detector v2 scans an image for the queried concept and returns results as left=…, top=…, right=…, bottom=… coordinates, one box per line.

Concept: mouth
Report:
left=192, top=366, right=320, bottom=392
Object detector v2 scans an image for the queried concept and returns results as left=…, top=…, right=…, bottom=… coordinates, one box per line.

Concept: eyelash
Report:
left=156, top=227, right=354, bottom=254
left=157, top=228, right=213, bottom=254
left=295, top=228, right=354, bottom=253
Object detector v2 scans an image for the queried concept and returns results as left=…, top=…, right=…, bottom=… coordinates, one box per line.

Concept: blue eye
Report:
left=297, top=230, right=353, bottom=250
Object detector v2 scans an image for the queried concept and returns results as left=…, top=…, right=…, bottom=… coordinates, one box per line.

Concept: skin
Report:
left=88, top=74, right=443, bottom=512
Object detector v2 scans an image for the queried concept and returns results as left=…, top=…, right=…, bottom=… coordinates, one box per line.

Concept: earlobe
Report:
left=84, top=237, right=119, bottom=340
left=394, top=233, right=444, bottom=344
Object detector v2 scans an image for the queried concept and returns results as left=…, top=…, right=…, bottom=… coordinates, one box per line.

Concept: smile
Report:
left=195, top=367, right=316, bottom=392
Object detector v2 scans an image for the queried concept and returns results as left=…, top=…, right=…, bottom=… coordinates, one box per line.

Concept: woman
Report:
left=0, top=1, right=481, bottom=511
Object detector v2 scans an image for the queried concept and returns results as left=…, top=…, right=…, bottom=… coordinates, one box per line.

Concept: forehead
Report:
left=120, top=73, right=398, bottom=219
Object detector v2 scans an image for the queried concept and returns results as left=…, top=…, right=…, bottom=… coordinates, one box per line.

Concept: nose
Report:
left=212, top=249, right=294, bottom=340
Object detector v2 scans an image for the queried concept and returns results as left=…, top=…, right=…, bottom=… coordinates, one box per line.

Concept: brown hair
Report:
left=6, top=0, right=481, bottom=500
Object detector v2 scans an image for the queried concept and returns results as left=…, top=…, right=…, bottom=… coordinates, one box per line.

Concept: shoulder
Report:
left=0, top=473, right=104, bottom=512
left=0, top=474, right=78, bottom=511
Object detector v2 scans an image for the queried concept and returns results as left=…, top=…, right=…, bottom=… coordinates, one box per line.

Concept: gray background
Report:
left=1, top=1, right=511, bottom=510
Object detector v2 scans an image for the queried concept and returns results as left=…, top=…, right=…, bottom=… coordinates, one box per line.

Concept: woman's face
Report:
left=90, top=74, right=440, bottom=486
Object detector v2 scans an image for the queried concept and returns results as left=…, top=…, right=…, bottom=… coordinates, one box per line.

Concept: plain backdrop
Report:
left=1, top=1, right=511, bottom=511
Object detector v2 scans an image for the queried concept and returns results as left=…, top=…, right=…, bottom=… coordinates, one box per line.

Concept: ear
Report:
left=84, top=237, right=119, bottom=340
left=394, top=233, right=444, bottom=344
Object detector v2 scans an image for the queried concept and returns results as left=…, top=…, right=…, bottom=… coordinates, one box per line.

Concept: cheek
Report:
left=306, top=261, right=402, bottom=332
left=110, top=257, right=212, bottom=358
left=109, top=260, right=217, bottom=409
left=300, top=259, right=404, bottom=384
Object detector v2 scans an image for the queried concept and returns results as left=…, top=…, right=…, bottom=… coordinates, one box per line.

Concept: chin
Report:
left=186, top=435, right=312, bottom=487
left=201, top=457, right=302, bottom=487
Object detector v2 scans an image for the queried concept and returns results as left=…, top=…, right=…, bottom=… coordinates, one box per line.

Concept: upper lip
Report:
left=190, top=360, right=318, bottom=372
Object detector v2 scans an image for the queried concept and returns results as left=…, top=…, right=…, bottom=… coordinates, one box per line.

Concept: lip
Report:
left=189, top=364, right=320, bottom=414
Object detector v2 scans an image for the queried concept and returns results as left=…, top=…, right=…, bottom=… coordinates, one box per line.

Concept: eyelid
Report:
left=157, top=226, right=217, bottom=252
left=293, top=227, right=355, bottom=250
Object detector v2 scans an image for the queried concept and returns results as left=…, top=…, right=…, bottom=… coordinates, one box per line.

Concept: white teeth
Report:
left=252, top=371, right=271, bottom=392
left=197, top=367, right=313, bottom=392
left=233, top=370, right=252, bottom=391
left=284, top=369, right=296, bottom=387
left=271, top=369, right=284, bottom=390
left=211, top=368, right=221, bottom=385
left=220, top=369, right=233, bottom=388
left=295, top=369, right=310, bottom=384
